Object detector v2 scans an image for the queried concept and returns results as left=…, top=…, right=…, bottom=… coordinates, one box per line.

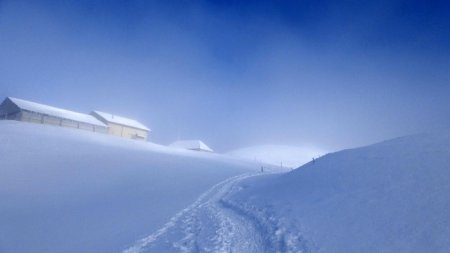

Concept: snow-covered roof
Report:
left=169, top=140, right=214, bottom=152
left=8, top=97, right=107, bottom=127
left=91, top=111, right=150, bottom=131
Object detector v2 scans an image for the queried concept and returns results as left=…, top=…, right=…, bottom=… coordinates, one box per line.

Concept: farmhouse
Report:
left=90, top=111, right=150, bottom=141
left=0, top=97, right=108, bottom=132
left=169, top=140, right=214, bottom=152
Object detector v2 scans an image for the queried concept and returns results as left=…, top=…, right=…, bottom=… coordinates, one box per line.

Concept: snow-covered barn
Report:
left=0, top=97, right=107, bottom=133
left=169, top=140, right=214, bottom=152
left=90, top=111, right=150, bottom=141
left=0, top=97, right=108, bottom=132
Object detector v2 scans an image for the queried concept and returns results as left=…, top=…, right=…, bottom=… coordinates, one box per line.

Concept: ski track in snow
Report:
left=122, top=173, right=309, bottom=253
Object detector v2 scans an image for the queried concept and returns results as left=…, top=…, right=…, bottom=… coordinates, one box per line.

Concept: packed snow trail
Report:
left=122, top=172, right=306, bottom=253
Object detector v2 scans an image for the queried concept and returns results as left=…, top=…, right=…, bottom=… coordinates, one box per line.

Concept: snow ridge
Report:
left=122, top=172, right=308, bottom=253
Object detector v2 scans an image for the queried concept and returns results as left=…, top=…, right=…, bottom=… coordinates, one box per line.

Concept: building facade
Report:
left=169, top=140, right=214, bottom=152
left=90, top=111, right=150, bottom=141
left=0, top=97, right=108, bottom=133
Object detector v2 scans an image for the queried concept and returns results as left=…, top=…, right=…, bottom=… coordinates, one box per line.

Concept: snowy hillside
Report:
left=0, top=121, right=257, bottom=253
left=134, top=132, right=450, bottom=252
left=5, top=120, right=449, bottom=253
left=227, top=144, right=325, bottom=168
left=224, top=132, right=450, bottom=252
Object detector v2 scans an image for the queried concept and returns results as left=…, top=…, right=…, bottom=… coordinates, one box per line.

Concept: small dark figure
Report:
left=261, top=166, right=264, bottom=173
left=312, top=157, right=315, bottom=164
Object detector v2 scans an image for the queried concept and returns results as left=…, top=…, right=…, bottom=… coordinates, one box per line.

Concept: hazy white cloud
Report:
left=1, top=0, right=449, bottom=151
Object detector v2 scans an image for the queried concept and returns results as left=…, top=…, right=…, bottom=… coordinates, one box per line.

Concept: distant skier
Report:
left=260, top=166, right=264, bottom=173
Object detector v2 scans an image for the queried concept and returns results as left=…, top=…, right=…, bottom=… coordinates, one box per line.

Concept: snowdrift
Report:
left=0, top=121, right=255, bottom=253
left=227, top=144, right=325, bottom=168
left=227, top=132, right=450, bottom=252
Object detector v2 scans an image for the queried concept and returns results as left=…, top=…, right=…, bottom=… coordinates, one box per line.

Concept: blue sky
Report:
left=0, top=0, right=449, bottom=151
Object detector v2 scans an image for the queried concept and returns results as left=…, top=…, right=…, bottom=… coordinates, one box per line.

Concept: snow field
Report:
left=3, top=120, right=449, bottom=253
left=0, top=120, right=257, bottom=253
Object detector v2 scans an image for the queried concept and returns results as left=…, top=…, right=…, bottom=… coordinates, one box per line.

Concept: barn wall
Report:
left=0, top=99, right=108, bottom=134
left=19, top=110, right=107, bottom=133
left=78, top=122, right=94, bottom=131
left=107, top=123, right=124, bottom=137
left=20, top=110, right=43, bottom=123
left=4, top=111, right=22, bottom=120
left=43, top=115, right=61, bottom=126
left=59, top=120, right=107, bottom=133
left=0, top=98, right=20, bottom=119
left=107, top=123, right=148, bottom=141
left=61, top=119, right=79, bottom=129
left=94, top=125, right=108, bottom=133
left=122, top=126, right=148, bottom=140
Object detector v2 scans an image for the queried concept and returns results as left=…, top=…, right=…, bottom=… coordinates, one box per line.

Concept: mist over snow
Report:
left=1, top=0, right=450, bottom=151
left=227, top=144, right=326, bottom=168
left=0, top=0, right=450, bottom=252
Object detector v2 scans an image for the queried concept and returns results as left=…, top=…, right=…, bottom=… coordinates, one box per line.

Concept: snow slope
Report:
left=227, top=144, right=325, bottom=168
left=224, top=132, right=450, bottom=252
left=0, top=120, right=257, bottom=253
left=123, top=173, right=265, bottom=253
